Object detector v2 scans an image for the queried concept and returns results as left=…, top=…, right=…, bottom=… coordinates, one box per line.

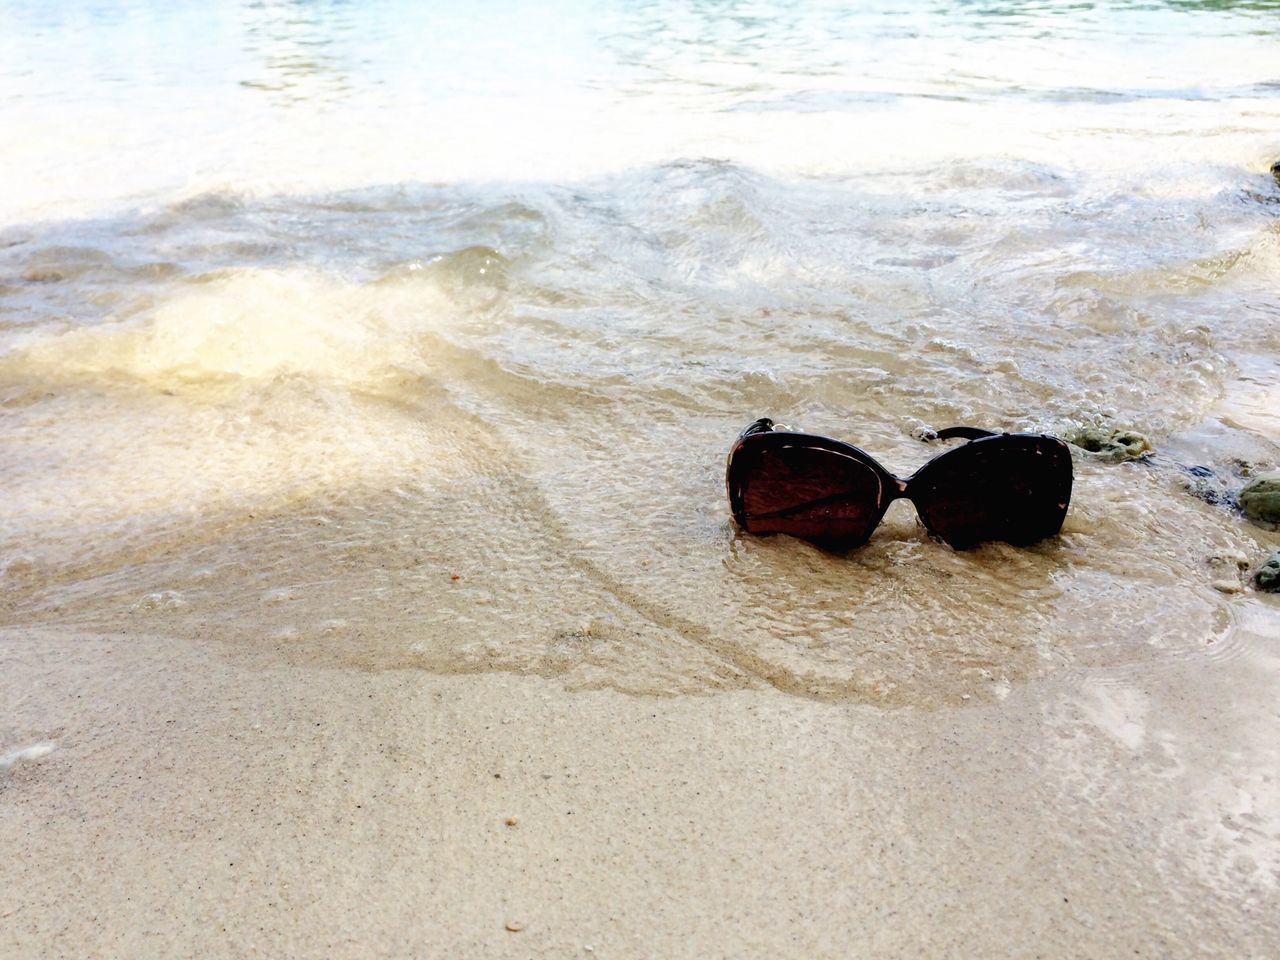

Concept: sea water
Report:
left=1, top=0, right=1278, bottom=704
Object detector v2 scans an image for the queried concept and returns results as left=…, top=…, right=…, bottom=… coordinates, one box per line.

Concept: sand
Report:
left=3, top=616, right=1278, bottom=959
left=4, top=1, right=1280, bottom=956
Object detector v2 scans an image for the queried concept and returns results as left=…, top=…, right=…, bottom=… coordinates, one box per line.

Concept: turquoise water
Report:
left=0, top=0, right=1278, bottom=703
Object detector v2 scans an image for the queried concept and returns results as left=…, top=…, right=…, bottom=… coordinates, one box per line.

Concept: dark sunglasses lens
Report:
left=913, top=437, right=1072, bottom=549
left=733, top=443, right=884, bottom=546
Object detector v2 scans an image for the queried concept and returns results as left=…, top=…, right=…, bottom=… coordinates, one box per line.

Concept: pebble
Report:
left=1211, top=580, right=1243, bottom=595
left=1206, top=550, right=1249, bottom=570
left=136, top=590, right=185, bottom=611
left=505, top=816, right=519, bottom=827
left=505, top=920, right=526, bottom=933
left=1254, top=551, right=1280, bottom=592
left=1183, top=466, right=1230, bottom=506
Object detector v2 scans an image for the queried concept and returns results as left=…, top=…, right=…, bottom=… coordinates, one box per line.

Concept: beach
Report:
left=5, top=613, right=1278, bottom=957
left=3, top=1, right=1280, bottom=955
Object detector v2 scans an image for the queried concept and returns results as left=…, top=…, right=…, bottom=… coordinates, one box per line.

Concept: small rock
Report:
left=1183, top=465, right=1231, bottom=506
left=1239, top=471, right=1280, bottom=525
left=1063, top=426, right=1154, bottom=462
left=1272, top=159, right=1280, bottom=183
left=1211, top=579, right=1243, bottom=595
left=136, top=590, right=185, bottom=611
left=505, top=920, right=526, bottom=933
left=1206, top=550, right=1250, bottom=571
left=1255, top=551, right=1280, bottom=592
left=505, top=816, right=519, bottom=827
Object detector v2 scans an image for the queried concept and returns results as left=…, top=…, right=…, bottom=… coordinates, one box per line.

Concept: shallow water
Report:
left=1, top=0, right=1278, bottom=705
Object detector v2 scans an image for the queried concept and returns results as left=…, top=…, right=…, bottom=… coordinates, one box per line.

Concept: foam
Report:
left=0, top=742, right=57, bottom=772
left=6, top=268, right=450, bottom=392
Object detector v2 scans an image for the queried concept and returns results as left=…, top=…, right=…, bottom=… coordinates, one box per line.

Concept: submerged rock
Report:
left=1063, top=426, right=1154, bottom=462
left=1272, top=159, right=1280, bottom=183
left=1183, top=465, right=1231, bottom=505
left=1239, top=471, right=1280, bottom=525
left=1207, top=550, right=1249, bottom=594
left=1207, top=549, right=1250, bottom=571
left=1255, top=551, right=1280, bottom=592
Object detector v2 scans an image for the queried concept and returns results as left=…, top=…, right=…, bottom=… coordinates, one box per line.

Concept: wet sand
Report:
left=3, top=617, right=1277, bottom=958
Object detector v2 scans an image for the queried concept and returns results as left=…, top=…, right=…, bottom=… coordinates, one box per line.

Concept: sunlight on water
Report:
left=2, top=1, right=1279, bottom=216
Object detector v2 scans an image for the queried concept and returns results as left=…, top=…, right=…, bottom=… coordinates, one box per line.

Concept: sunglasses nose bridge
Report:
left=884, top=475, right=910, bottom=503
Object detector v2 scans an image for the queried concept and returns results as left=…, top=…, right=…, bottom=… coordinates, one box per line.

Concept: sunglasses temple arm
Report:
left=738, top=418, right=775, bottom=440
left=738, top=420, right=995, bottom=442
left=934, top=426, right=998, bottom=441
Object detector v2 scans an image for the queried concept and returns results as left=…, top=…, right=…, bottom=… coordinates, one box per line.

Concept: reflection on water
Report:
left=600, top=0, right=1280, bottom=109
left=4, top=0, right=1279, bottom=113
left=2, top=0, right=1279, bottom=221
left=239, top=0, right=357, bottom=104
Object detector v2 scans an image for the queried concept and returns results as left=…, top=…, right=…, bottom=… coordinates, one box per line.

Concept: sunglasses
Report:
left=726, top=418, right=1073, bottom=550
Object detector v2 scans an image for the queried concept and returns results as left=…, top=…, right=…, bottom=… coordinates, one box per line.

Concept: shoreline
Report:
left=3, top=3, right=1279, bottom=954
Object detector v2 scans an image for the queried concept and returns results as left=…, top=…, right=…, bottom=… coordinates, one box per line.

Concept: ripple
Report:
left=1, top=150, right=1277, bottom=707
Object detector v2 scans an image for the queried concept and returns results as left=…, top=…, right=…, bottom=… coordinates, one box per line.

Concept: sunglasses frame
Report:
left=725, top=418, right=1073, bottom=549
